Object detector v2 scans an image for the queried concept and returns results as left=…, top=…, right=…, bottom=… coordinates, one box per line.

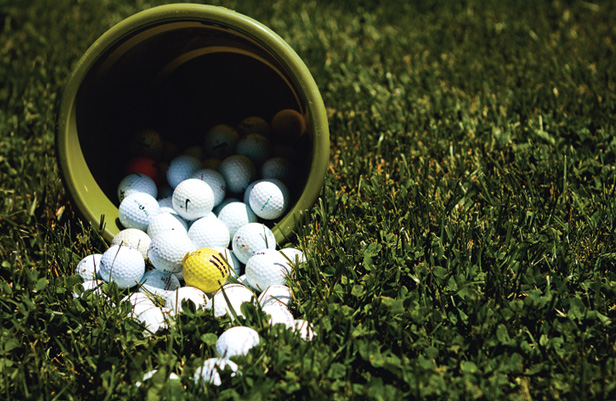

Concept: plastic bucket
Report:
left=56, top=4, right=329, bottom=244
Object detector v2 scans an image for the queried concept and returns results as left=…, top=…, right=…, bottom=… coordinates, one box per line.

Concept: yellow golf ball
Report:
left=182, top=248, right=230, bottom=293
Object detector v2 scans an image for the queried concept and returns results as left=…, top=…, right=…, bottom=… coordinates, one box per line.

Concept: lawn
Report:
left=1, top=0, right=615, bottom=399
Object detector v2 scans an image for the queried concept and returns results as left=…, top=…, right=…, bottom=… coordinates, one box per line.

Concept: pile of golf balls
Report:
left=73, top=111, right=317, bottom=389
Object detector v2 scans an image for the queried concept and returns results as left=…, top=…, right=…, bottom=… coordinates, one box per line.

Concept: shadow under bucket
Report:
left=56, top=4, right=329, bottom=244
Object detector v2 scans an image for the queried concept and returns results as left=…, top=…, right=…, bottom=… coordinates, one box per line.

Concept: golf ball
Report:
left=111, top=228, right=152, bottom=260
left=118, top=192, right=159, bottom=231
left=182, top=248, right=230, bottom=293
left=236, top=133, right=271, bottom=166
left=194, top=357, right=239, bottom=387
left=248, top=178, right=289, bottom=220
left=217, top=201, right=258, bottom=238
left=190, top=168, right=227, bottom=206
left=203, top=124, right=240, bottom=159
left=75, top=253, right=102, bottom=281
left=117, top=173, right=157, bottom=202
left=232, top=223, right=277, bottom=264
left=148, top=230, right=195, bottom=274
left=172, top=178, right=215, bottom=221
left=245, top=249, right=290, bottom=291
left=165, top=286, right=210, bottom=316
left=188, top=215, right=230, bottom=249
left=99, top=244, right=145, bottom=289
left=166, top=155, right=201, bottom=189
left=210, top=283, right=256, bottom=319
left=215, top=326, right=260, bottom=358
left=147, top=212, right=188, bottom=239
left=139, top=269, right=181, bottom=301
left=219, top=155, right=256, bottom=194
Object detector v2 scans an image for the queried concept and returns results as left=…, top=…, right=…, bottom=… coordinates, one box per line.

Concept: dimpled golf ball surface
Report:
left=232, top=223, right=277, bottom=264
left=258, top=284, right=293, bottom=307
left=194, top=357, right=239, bottom=387
left=236, top=133, right=271, bottom=166
left=262, top=301, right=295, bottom=328
left=203, top=124, right=239, bottom=158
left=248, top=179, right=289, bottom=220
left=139, top=269, right=180, bottom=300
left=216, top=326, right=260, bottom=358
left=217, top=201, right=258, bottom=238
left=99, top=244, right=145, bottom=289
left=147, top=212, right=188, bottom=239
left=211, top=284, right=256, bottom=318
left=165, top=286, right=210, bottom=316
left=117, top=173, right=157, bottom=202
left=137, top=306, right=168, bottom=334
left=111, top=228, right=151, bottom=260
left=75, top=253, right=102, bottom=281
left=245, top=249, right=290, bottom=291
left=191, top=169, right=227, bottom=206
left=188, top=216, right=230, bottom=249
left=119, top=192, right=159, bottom=231
left=172, top=178, right=215, bottom=221
left=219, top=155, right=256, bottom=194
left=148, top=231, right=195, bottom=274
left=123, top=292, right=157, bottom=318
left=182, top=248, right=230, bottom=293
left=166, top=155, right=201, bottom=188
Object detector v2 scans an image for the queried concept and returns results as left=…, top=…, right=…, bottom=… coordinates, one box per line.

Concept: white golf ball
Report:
left=215, top=326, right=260, bottom=358
left=213, top=197, right=240, bottom=215
left=194, top=357, right=239, bottom=387
left=217, top=201, right=258, bottom=238
left=236, top=133, right=271, bottom=166
left=257, top=284, right=293, bottom=308
left=248, top=179, right=289, bottom=220
left=191, top=169, right=227, bottom=206
left=122, top=292, right=158, bottom=318
left=147, top=212, right=188, bottom=239
left=294, top=319, right=317, bottom=341
left=75, top=253, right=102, bottom=281
left=99, top=244, right=145, bottom=289
left=136, top=306, right=169, bottom=335
left=111, top=228, right=152, bottom=260
left=245, top=249, right=290, bottom=291
left=219, top=155, right=256, bottom=194
left=203, top=124, right=240, bottom=158
left=117, top=173, right=158, bottom=202
left=188, top=215, right=230, bottom=249
left=279, top=247, right=306, bottom=268
left=73, top=279, right=105, bottom=299
left=262, top=301, right=295, bottom=329
left=232, top=223, right=277, bottom=264
left=165, top=286, right=210, bottom=316
left=172, top=178, right=215, bottom=221
left=148, top=230, right=195, bottom=274
left=157, top=196, right=176, bottom=214
left=118, top=192, right=160, bottom=231
left=139, top=269, right=181, bottom=300
left=237, top=274, right=259, bottom=293
left=166, top=155, right=202, bottom=189
left=211, top=283, right=256, bottom=319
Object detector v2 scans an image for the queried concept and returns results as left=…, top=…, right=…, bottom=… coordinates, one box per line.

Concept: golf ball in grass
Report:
left=99, top=244, right=145, bottom=289
left=219, top=155, right=256, bottom=194
left=75, top=254, right=102, bottom=281
left=172, top=178, right=215, bottom=221
left=73, top=279, right=106, bottom=299
left=211, top=283, right=256, bottom=319
left=190, top=169, right=227, bottom=206
left=248, top=178, right=289, bottom=220
left=188, top=215, right=230, bottom=249
left=217, top=201, right=258, bottom=238
left=137, top=306, right=169, bottom=335
left=118, top=192, right=159, bottom=231
left=147, top=212, right=188, bottom=239
left=117, top=173, right=157, bottom=202
left=294, top=319, right=317, bottom=341
left=111, top=228, right=151, bottom=260
left=165, top=286, right=210, bottom=316
left=257, top=284, right=293, bottom=308
left=139, top=269, right=180, bottom=300
left=215, top=326, right=260, bottom=358
left=148, top=230, right=195, bottom=274
left=122, top=292, right=158, bottom=318
left=166, top=155, right=202, bottom=188
left=245, top=249, right=291, bottom=291
left=182, top=248, right=230, bottom=293
left=232, top=223, right=277, bottom=264
left=236, top=133, right=271, bottom=166
left=262, top=301, right=295, bottom=329
left=279, top=247, right=307, bottom=268
left=194, top=357, right=239, bottom=387
left=203, top=124, right=240, bottom=158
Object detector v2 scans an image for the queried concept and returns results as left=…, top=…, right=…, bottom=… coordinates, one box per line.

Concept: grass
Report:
left=1, top=0, right=616, bottom=399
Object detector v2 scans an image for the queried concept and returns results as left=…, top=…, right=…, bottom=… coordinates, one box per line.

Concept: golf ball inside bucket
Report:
left=99, top=244, right=145, bottom=289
